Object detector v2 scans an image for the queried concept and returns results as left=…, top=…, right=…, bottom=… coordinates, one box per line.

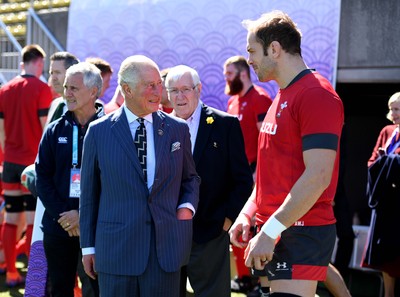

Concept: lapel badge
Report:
left=213, top=142, right=218, bottom=148
left=158, top=129, right=164, bottom=136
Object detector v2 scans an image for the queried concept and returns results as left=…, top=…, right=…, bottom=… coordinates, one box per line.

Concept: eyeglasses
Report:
left=167, top=85, right=197, bottom=96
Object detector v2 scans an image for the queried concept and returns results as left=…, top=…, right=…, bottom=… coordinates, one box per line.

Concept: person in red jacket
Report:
left=364, top=92, right=400, bottom=297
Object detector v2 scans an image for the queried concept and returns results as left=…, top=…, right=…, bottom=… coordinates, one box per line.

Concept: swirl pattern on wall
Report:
left=67, top=0, right=340, bottom=110
left=24, top=241, right=48, bottom=297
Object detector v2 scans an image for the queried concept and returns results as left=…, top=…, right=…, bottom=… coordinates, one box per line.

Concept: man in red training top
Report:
left=230, top=11, right=344, bottom=297
left=0, top=44, right=52, bottom=287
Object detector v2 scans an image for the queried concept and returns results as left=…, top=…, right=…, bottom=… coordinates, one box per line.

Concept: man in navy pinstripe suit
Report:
left=79, top=55, right=200, bottom=297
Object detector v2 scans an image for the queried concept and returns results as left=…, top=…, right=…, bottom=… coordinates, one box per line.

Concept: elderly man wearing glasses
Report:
left=166, top=65, right=253, bottom=297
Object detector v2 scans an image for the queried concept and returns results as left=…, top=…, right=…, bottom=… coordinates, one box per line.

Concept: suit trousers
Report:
left=77, top=254, right=100, bottom=297
left=43, top=233, right=99, bottom=297
left=43, top=233, right=80, bottom=297
left=184, top=231, right=231, bottom=297
left=98, top=223, right=181, bottom=297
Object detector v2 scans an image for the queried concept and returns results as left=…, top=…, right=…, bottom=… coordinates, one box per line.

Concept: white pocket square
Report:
left=171, top=141, right=181, bottom=152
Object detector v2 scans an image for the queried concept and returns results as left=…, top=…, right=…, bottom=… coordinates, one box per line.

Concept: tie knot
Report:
left=137, top=118, right=145, bottom=124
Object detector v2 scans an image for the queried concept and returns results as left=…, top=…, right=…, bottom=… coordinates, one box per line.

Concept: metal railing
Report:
left=27, top=7, right=64, bottom=52
left=0, top=4, right=65, bottom=86
left=0, top=19, right=22, bottom=85
left=26, top=7, right=64, bottom=79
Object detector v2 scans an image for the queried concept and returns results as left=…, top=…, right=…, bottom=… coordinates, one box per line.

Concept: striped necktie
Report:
left=134, top=118, right=147, bottom=183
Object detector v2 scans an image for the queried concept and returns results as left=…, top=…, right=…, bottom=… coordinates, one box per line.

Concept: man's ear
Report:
left=121, top=83, right=132, bottom=98
left=90, top=87, right=99, bottom=100
left=196, top=82, right=202, bottom=93
left=270, top=41, right=282, bottom=57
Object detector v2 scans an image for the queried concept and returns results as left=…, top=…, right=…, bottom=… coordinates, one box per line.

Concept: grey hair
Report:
left=118, top=55, right=160, bottom=89
left=65, top=62, right=103, bottom=98
left=165, top=65, right=201, bottom=88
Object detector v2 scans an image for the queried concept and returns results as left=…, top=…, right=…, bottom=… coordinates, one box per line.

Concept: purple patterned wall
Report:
left=67, top=0, right=341, bottom=110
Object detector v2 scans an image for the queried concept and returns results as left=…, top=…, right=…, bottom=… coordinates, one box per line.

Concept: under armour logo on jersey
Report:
left=58, top=137, right=68, bottom=143
left=276, top=262, right=288, bottom=270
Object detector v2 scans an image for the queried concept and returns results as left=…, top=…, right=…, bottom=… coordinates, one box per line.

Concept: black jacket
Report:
left=363, top=154, right=400, bottom=268
left=192, top=104, right=253, bottom=243
left=36, top=104, right=104, bottom=237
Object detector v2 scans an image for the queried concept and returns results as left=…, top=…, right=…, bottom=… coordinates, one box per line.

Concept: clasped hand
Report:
left=58, top=209, right=80, bottom=237
left=244, top=231, right=274, bottom=270
left=229, top=213, right=274, bottom=270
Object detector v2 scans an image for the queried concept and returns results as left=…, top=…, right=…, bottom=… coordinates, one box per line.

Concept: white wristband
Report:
left=241, top=199, right=257, bottom=218
left=261, top=216, right=287, bottom=239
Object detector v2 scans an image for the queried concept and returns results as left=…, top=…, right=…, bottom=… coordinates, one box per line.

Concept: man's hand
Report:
left=177, top=208, right=193, bottom=220
left=83, top=254, right=97, bottom=280
left=229, top=213, right=252, bottom=248
left=58, top=210, right=79, bottom=233
left=244, top=231, right=275, bottom=270
left=67, top=227, right=80, bottom=237
left=222, top=217, right=232, bottom=231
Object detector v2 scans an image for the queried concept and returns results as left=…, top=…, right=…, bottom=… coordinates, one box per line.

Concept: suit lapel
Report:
left=110, top=108, right=143, bottom=176
left=153, top=111, right=169, bottom=179
left=193, top=105, right=213, bottom=166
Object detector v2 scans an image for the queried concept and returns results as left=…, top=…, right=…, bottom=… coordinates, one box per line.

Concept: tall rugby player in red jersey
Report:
left=229, top=11, right=344, bottom=297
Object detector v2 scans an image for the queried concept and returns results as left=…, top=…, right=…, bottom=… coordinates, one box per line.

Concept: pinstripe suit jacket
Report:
left=79, top=107, right=200, bottom=275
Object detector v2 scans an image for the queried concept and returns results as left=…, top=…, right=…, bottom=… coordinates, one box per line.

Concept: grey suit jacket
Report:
left=79, top=107, right=200, bottom=275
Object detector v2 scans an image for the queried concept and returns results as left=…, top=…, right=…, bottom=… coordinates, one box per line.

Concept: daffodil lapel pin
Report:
left=206, top=116, right=214, bottom=124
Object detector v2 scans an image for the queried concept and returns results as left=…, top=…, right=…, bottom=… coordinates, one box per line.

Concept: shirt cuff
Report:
left=177, top=202, right=195, bottom=217
left=82, top=247, right=95, bottom=255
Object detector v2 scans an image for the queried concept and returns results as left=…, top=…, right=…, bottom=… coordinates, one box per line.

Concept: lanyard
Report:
left=72, top=125, right=78, bottom=168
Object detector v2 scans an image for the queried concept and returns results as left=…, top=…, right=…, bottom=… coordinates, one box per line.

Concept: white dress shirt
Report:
left=124, top=105, right=156, bottom=189
left=185, top=101, right=202, bottom=153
